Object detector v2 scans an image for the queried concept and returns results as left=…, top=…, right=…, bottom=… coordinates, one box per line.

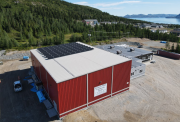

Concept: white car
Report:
left=14, top=81, right=22, bottom=92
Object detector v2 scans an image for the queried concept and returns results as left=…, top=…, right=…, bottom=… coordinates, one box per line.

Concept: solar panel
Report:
left=37, top=42, right=94, bottom=59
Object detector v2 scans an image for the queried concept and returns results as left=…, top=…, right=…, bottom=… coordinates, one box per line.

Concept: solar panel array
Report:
left=37, top=42, right=94, bottom=59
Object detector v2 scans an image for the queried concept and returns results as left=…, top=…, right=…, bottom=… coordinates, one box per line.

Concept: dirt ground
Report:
left=63, top=55, right=180, bottom=122
left=1, top=49, right=180, bottom=122
left=126, top=38, right=178, bottom=49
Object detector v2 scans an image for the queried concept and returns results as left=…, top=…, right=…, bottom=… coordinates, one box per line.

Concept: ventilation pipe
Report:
left=117, top=50, right=122, bottom=54
left=110, top=46, right=115, bottom=49
left=130, top=48, right=135, bottom=52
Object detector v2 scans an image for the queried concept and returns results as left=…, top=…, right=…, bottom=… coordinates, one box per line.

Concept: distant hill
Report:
left=0, top=0, right=149, bottom=50
left=166, top=14, right=180, bottom=18
left=124, top=14, right=177, bottom=18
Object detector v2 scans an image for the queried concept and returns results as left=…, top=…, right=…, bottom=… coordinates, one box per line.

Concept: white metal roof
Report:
left=30, top=42, right=131, bottom=83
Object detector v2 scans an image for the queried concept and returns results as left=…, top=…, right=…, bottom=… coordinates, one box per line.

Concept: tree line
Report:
left=70, top=24, right=180, bottom=44
left=0, top=0, right=179, bottom=52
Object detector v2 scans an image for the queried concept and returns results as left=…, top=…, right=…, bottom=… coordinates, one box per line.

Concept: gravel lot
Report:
left=0, top=47, right=180, bottom=122
left=0, top=51, right=30, bottom=61
left=63, top=54, right=180, bottom=122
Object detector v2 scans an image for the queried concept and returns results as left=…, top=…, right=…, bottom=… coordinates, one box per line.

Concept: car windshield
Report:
left=15, top=84, right=21, bottom=88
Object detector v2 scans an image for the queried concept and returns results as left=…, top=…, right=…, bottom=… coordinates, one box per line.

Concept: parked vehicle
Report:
left=23, top=56, right=29, bottom=61
left=14, top=81, right=22, bottom=92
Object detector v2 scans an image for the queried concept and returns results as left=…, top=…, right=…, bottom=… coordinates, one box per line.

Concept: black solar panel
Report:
left=37, top=42, right=94, bottom=59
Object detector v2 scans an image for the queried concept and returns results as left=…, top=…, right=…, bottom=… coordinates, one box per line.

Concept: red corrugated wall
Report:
left=113, top=61, right=132, bottom=95
left=40, top=65, right=48, bottom=93
left=158, top=50, right=180, bottom=60
left=47, top=72, right=59, bottom=112
left=57, top=75, right=87, bottom=117
left=88, top=67, right=112, bottom=104
left=30, top=52, right=35, bottom=70
left=31, top=53, right=41, bottom=79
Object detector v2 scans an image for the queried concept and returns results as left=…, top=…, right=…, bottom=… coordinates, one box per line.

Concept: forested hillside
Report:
left=0, top=0, right=179, bottom=51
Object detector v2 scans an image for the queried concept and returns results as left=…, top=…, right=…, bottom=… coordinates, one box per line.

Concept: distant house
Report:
left=170, top=28, right=180, bottom=36
left=135, top=23, right=141, bottom=26
left=159, top=30, right=167, bottom=33
left=151, top=24, right=159, bottom=28
left=82, top=19, right=99, bottom=26
left=100, top=22, right=112, bottom=25
left=159, top=25, right=164, bottom=28
left=111, top=22, right=118, bottom=24
left=151, top=29, right=167, bottom=33
left=141, top=24, right=151, bottom=28
left=119, top=21, right=125, bottom=24
left=163, top=25, right=169, bottom=28
left=151, top=30, right=156, bottom=33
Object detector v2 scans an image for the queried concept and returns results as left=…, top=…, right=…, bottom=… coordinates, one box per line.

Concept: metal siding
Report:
left=30, top=52, right=35, bottom=69
left=57, top=75, right=87, bottom=115
left=36, top=59, right=41, bottom=79
left=40, top=65, right=48, bottom=92
left=158, top=50, right=180, bottom=60
left=88, top=67, right=112, bottom=103
left=113, top=61, right=132, bottom=93
left=47, top=72, right=59, bottom=112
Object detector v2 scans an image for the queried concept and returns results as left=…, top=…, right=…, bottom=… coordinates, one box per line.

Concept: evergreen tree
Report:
left=171, top=43, right=175, bottom=52
left=165, top=40, right=170, bottom=50
left=176, top=43, right=180, bottom=53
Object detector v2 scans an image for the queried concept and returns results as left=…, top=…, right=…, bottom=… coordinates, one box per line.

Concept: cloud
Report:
left=74, top=1, right=140, bottom=7
left=99, top=7, right=125, bottom=10
left=74, top=2, right=89, bottom=5
left=141, top=2, right=171, bottom=4
left=92, top=1, right=140, bottom=7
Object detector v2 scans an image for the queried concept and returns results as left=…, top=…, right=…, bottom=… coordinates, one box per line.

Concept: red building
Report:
left=30, top=42, right=132, bottom=118
left=158, top=50, right=180, bottom=60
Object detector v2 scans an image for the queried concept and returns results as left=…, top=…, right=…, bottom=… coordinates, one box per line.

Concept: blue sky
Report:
left=65, top=0, right=180, bottom=16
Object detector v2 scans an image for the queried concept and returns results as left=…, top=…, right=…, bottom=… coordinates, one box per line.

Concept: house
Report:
left=141, top=24, right=151, bottom=28
left=159, top=25, right=164, bottom=28
left=82, top=19, right=99, bottom=27
left=151, top=30, right=157, bottom=33
left=151, top=24, right=159, bottom=28
left=151, top=29, right=167, bottom=33
left=159, top=30, right=167, bottom=33
left=111, top=22, right=118, bottom=24
left=163, top=25, right=169, bottom=28
left=135, top=23, right=141, bottom=26
left=170, top=28, right=180, bottom=36
left=100, top=22, right=112, bottom=25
